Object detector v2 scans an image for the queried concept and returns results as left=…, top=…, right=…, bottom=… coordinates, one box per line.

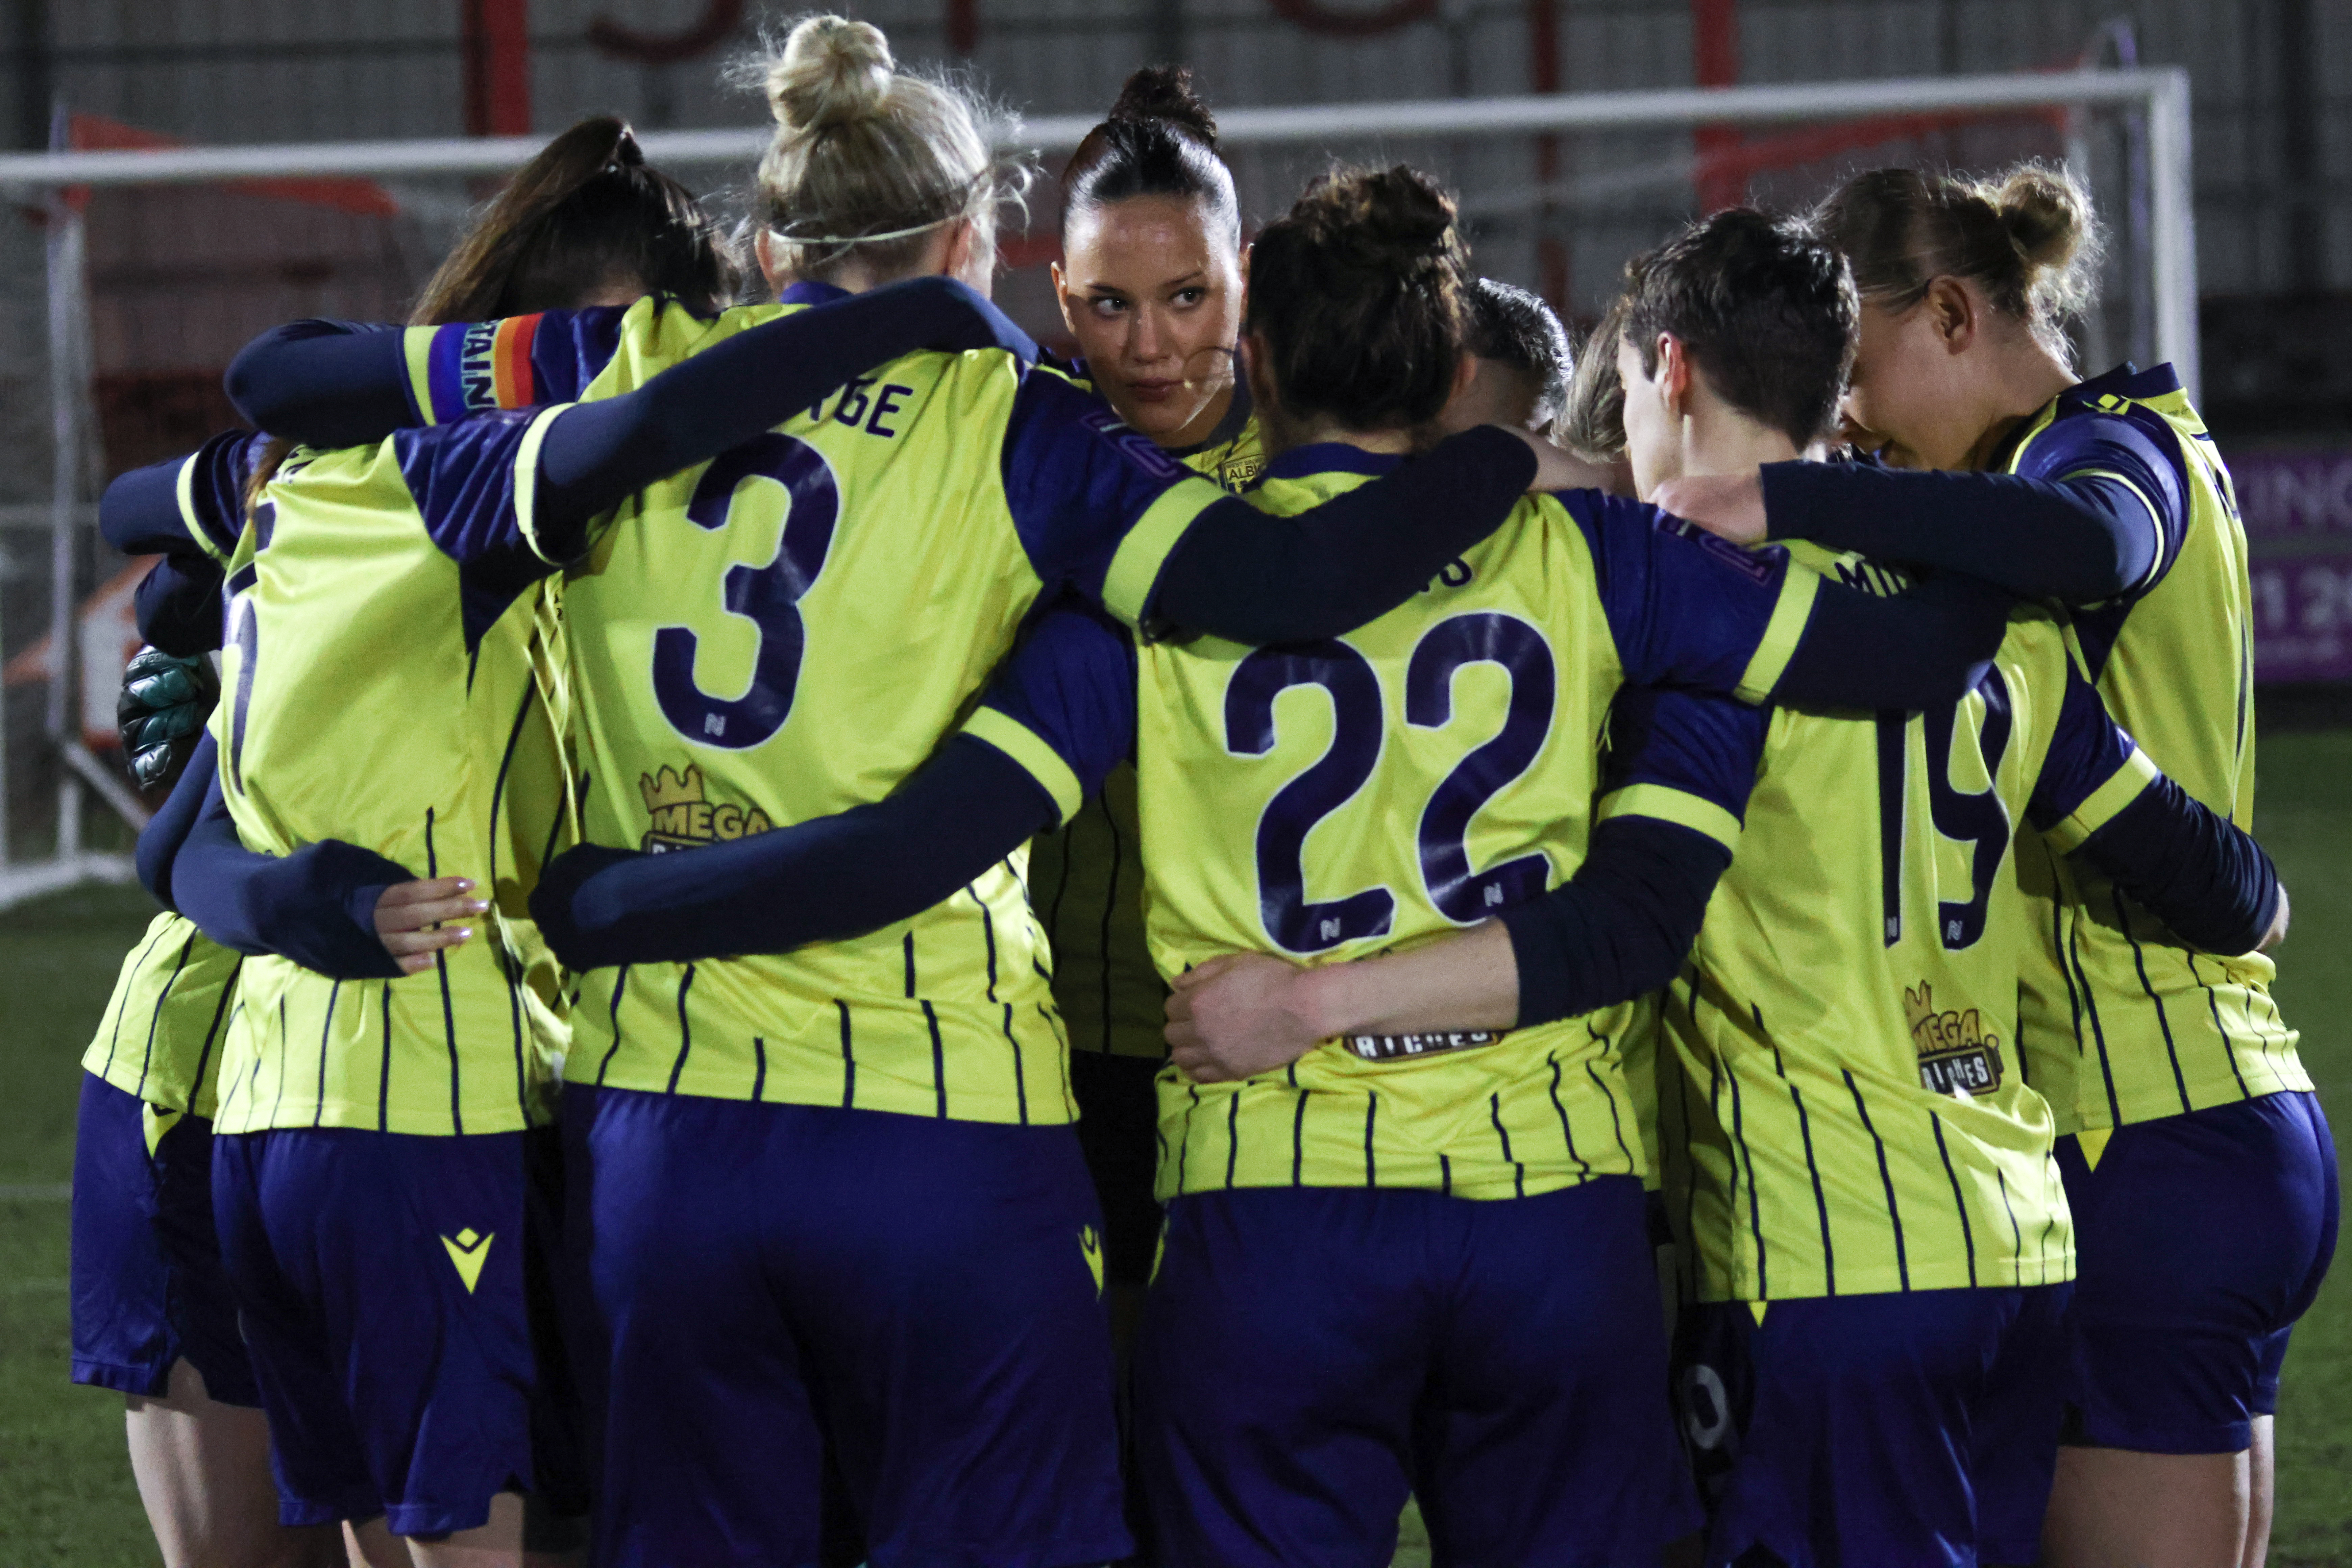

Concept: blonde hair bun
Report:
left=769, top=15, right=894, bottom=135
left=1986, top=161, right=2100, bottom=327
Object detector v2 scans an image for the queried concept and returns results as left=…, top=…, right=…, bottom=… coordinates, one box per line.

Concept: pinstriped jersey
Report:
left=2003, top=365, right=2307, bottom=1134
left=970, top=445, right=1816, bottom=1200
left=203, top=423, right=576, bottom=1136
left=422, top=287, right=1252, bottom=1125
left=81, top=913, right=243, bottom=1120
left=1028, top=403, right=1265, bottom=1061
left=1663, top=547, right=2162, bottom=1302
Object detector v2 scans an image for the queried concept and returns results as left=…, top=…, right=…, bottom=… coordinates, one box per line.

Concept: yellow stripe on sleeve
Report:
left=174, top=452, right=230, bottom=566
left=403, top=326, right=442, bottom=425
left=1734, top=562, right=1822, bottom=704
left=511, top=405, right=577, bottom=566
left=1099, top=479, right=1224, bottom=629
left=960, top=707, right=1084, bottom=828
left=1598, top=784, right=1743, bottom=855
left=2043, top=746, right=2161, bottom=853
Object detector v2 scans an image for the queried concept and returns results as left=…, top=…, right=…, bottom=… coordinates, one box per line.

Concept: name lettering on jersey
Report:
left=1342, top=1029, right=1508, bottom=1063
left=1832, top=557, right=1914, bottom=601
left=1080, top=408, right=1186, bottom=481
left=639, top=764, right=773, bottom=853
left=1421, top=558, right=1475, bottom=594
left=1662, top=515, right=1779, bottom=585
left=810, top=376, right=916, bottom=439
left=1905, top=981, right=2005, bottom=1097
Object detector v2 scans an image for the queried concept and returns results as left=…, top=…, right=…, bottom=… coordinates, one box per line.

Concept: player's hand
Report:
left=2260, top=884, right=2291, bottom=952
left=373, top=878, right=485, bottom=975
left=1497, top=426, right=1617, bottom=493
left=118, top=645, right=220, bottom=795
left=1651, top=469, right=1768, bottom=544
left=1167, top=953, right=1326, bottom=1083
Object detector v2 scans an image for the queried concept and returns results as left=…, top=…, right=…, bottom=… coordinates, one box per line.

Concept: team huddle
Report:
left=70, top=13, right=2334, bottom=1568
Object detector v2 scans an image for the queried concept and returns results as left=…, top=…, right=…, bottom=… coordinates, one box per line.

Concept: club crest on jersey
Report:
left=1218, top=453, right=1265, bottom=489
left=1079, top=407, right=1184, bottom=481
left=1905, top=982, right=2004, bottom=1097
left=639, top=764, right=773, bottom=854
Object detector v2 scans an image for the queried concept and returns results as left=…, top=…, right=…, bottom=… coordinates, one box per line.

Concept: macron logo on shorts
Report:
left=1080, top=1226, right=1105, bottom=1296
left=440, top=1228, right=495, bottom=1295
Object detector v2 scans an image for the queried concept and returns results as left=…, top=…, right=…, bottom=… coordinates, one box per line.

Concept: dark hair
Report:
left=1060, top=66, right=1240, bottom=245
left=248, top=117, right=739, bottom=516
left=1560, top=293, right=1631, bottom=460
left=1245, top=165, right=1470, bottom=432
left=1813, top=162, right=2100, bottom=361
left=1620, top=207, right=1857, bottom=450
left=1467, top=278, right=1573, bottom=431
left=414, top=115, right=739, bottom=322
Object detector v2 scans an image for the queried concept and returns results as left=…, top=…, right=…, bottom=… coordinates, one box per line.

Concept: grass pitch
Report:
left=1, top=732, right=2347, bottom=1564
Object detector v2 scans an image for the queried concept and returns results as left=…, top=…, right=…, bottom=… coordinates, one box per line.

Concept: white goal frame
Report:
left=0, top=66, right=2195, bottom=909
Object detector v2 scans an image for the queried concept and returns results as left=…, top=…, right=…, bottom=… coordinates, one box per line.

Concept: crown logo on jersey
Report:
left=639, top=763, right=774, bottom=854
left=1905, top=982, right=2005, bottom=1098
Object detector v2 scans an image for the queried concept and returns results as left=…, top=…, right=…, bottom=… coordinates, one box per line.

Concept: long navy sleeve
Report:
left=224, top=277, right=1033, bottom=450
left=136, top=730, right=217, bottom=906
left=169, top=766, right=412, bottom=980
left=1759, top=399, right=2188, bottom=604
left=530, top=735, right=1058, bottom=971
left=2069, top=777, right=2282, bottom=955
left=1498, top=816, right=1732, bottom=1026
left=1147, top=427, right=1539, bottom=643
left=1772, top=570, right=2014, bottom=712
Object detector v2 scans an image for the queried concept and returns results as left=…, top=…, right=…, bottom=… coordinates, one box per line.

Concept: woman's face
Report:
left=1840, top=296, right=1985, bottom=472
left=1053, top=193, right=1243, bottom=446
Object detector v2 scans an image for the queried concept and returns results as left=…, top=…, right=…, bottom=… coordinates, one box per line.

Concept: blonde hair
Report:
left=735, top=15, right=1021, bottom=284
left=1814, top=161, right=2104, bottom=365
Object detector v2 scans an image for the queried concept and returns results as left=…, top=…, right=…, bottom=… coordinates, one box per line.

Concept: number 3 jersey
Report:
left=408, top=285, right=1269, bottom=1125
left=970, top=443, right=1829, bottom=1201
left=1660, top=543, right=2165, bottom=1303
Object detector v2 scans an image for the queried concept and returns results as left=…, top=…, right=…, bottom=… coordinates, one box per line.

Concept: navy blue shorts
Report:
left=70, top=1073, right=259, bottom=1406
left=1675, top=1284, right=2072, bottom=1568
left=211, top=1124, right=583, bottom=1537
left=562, top=1083, right=1128, bottom=1568
left=1132, top=1177, right=1698, bottom=1568
left=2057, top=1088, right=2339, bottom=1454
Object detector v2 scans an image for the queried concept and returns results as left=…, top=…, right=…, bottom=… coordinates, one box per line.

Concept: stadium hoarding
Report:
left=2239, top=449, right=2352, bottom=683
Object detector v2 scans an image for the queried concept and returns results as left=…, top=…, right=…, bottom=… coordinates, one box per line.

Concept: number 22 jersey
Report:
left=970, top=444, right=1826, bottom=1200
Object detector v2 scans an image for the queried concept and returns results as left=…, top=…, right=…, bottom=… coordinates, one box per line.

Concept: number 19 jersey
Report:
left=1661, top=544, right=2160, bottom=1303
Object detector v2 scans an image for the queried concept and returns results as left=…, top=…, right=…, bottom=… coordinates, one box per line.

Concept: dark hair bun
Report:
left=1296, top=165, right=1458, bottom=285
left=612, top=123, right=644, bottom=168
left=1109, top=65, right=1217, bottom=149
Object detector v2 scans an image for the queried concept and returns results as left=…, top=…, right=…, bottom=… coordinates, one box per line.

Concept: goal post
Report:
left=0, top=66, right=2194, bottom=908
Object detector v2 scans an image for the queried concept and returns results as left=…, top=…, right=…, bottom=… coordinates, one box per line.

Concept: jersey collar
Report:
left=1987, top=360, right=2184, bottom=470
left=778, top=280, right=853, bottom=307
left=1260, top=442, right=1406, bottom=482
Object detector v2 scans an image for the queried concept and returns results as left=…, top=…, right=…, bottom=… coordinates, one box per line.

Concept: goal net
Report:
left=0, top=66, right=2195, bottom=907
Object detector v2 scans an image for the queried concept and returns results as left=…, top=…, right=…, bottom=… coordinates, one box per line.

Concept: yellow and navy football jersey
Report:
left=1028, top=376, right=1265, bottom=1060
left=81, top=912, right=243, bottom=1121
left=407, top=284, right=1267, bottom=1125
left=1999, top=365, right=2306, bottom=1133
left=201, top=422, right=575, bottom=1136
left=1660, top=544, right=2171, bottom=1302
left=971, top=444, right=1829, bottom=1201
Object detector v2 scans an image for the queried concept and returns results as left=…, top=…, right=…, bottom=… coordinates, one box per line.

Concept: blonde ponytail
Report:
left=732, top=15, right=1024, bottom=284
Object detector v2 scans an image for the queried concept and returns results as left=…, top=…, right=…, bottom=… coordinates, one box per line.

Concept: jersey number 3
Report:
left=654, top=434, right=839, bottom=751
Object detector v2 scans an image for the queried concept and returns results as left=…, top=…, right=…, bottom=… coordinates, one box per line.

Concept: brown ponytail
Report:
left=245, top=115, right=740, bottom=516
left=1244, top=165, right=1470, bottom=432
left=1814, top=160, right=2101, bottom=361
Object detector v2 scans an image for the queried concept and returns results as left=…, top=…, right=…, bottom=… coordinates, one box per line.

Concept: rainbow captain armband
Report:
left=406, top=314, right=546, bottom=425
left=1341, top=1029, right=1509, bottom=1063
